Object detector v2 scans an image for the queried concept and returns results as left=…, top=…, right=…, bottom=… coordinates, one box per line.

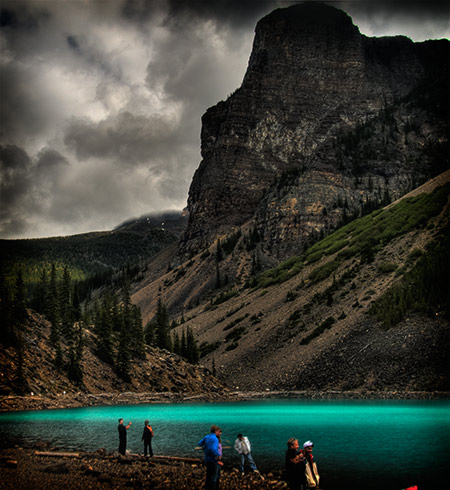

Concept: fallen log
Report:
left=35, top=451, right=80, bottom=458
left=151, top=455, right=202, bottom=464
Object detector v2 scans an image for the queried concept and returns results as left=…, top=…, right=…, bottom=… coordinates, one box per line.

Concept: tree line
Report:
left=1, top=263, right=200, bottom=392
left=144, top=298, right=200, bottom=364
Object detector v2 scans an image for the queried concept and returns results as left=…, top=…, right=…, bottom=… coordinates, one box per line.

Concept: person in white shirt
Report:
left=234, top=433, right=259, bottom=474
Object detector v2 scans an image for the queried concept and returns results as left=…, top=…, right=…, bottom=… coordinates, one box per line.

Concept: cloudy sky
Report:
left=1, top=0, right=449, bottom=239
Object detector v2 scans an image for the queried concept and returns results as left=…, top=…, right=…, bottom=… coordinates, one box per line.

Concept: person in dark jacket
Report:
left=117, top=418, right=132, bottom=455
left=142, top=420, right=154, bottom=457
left=285, top=438, right=306, bottom=490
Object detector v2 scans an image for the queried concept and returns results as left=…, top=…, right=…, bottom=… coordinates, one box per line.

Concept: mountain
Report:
left=131, top=2, right=450, bottom=395
left=115, top=210, right=188, bottom=238
left=134, top=170, right=450, bottom=393
left=180, top=2, right=449, bottom=265
left=0, top=215, right=179, bottom=285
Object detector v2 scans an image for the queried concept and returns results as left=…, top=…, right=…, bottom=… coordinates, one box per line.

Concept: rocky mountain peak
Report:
left=180, top=3, right=449, bottom=262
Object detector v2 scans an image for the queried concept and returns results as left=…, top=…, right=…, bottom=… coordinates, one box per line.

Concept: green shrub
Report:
left=408, top=248, right=423, bottom=260
left=223, top=314, right=248, bottom=332
left=308, top=259, right=342, bottom=284
left=225, top=342, right=239, bottom=351
left=225, top=326, right=246, bottom=342
left=305, top=250, right=324, bottom=263
left=325, top=239, right=349, bottom=255
left=378, top=262, right=398, bottom=274
left=300, top=317, right=336, bottom=345
left=212, top=289, right=239, bottom=305
left=199, top=341, right=221, bottom=357
left=285, top=291, right=297, bottom=302
left=338, top=246, right=359, bottom=259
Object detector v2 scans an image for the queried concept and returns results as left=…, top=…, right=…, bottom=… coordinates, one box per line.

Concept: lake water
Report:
left=1, top=399, right=448, bottom=490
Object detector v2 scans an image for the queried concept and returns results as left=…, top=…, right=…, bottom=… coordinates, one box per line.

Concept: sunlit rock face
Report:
left=180, top=2, right=450, bottom=259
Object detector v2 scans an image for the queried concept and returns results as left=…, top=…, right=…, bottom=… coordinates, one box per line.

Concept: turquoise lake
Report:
left=1, top=399, right=449, bottom=489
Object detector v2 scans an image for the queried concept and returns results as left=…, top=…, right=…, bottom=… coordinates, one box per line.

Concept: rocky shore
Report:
left=0, top=446, right=287, bottom=490
left=1, top=390, right=449, bottom=413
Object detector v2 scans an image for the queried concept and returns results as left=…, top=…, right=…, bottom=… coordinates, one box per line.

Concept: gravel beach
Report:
left=0, top=447, right=287, bottom=490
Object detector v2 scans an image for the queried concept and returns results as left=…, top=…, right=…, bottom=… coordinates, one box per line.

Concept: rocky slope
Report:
left=0, top=310, right=228, bottom=411
left=180, top=2, right=450, bottom=263
left=133, top=170, right=450, bottom=394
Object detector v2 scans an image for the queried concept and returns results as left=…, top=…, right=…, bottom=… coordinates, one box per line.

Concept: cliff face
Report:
left=181, top=2, right=450, bottom=259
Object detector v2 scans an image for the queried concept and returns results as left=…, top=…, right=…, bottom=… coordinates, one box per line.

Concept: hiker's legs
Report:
left=246, top=453, right=257, bottom=471
left=239, top=454, right=245, bottom=473
left=205, top=462, right=219, bottom=490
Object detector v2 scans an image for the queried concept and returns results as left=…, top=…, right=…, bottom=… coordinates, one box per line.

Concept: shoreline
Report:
left=0, top=446, right=288, bottom=490
left=1, top=389, right=449, bottom=412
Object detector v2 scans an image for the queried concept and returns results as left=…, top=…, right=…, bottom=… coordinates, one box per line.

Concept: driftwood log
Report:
left=151, top=455, right=202, bottom=464
left=35, top=451, right=80, bottom=458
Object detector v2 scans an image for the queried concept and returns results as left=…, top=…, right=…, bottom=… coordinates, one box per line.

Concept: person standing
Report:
left=198, top=425, right=222, bottom=490
left=285, top=438, right=306, bottom=490
left=142, top=419, right=154, bottom=457
left=234, top=433, right=259, bottom=475
left=303, top=440, right=320, bottom=489
left=117, top=418, right=132, bottom=455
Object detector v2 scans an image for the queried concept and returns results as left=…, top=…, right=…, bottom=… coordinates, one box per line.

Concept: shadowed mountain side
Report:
left=132, top=170, right=450, bottom=393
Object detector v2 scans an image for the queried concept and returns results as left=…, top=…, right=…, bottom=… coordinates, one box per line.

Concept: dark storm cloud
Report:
left=0, top=144, right=68, bottom=236
left=0, top=2, right=49, bottom=31
left=121, top=0, right=269, bottom=28
left=64, top=112, right=184, bottom=165
left=340, top=0, right=450, bottom=39
left=342, top=0, right=449, bottom=17
left=0, top=145, right=31, bottom=207
left=0, top=63, right=55, bottom=142
left=66, top=35, right=80, bottom=52
left=164, top=0, right=271, bottom=28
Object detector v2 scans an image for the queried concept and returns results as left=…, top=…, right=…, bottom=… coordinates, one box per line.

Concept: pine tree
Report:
left=111, top=293, right=121, bottom=333
left=48, top=264, right=60, bottom=347
left=155, top=298, right=171, bottom=351
left=131, top=304, right=145, bottom=358
left=215, top=262, right=221, bottom=288
left=14, top=270, right=27, bottom=327
left=32, top=267, right=48, bottom=315
left=186, top=327, right=199, bottom=364
left=144, top=320, right=156, bottom=346
left=0, top=273, right=14, bottom=346
left=116, top=315, right=131, bottom=381
left=95, top=293, right=114, bottom=364
left=72, top=286, right=82, bottom=323
left=13, top=271, right=28, bottom=393
left=172, top=331, right=181, bottom=355
left=216, top=239, right=223, bottom=262
left=59, top=265, right=73, bottom=339
left=67, top=321, right=84, bottom=384
left=180, top=329, right=187, bottom=359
